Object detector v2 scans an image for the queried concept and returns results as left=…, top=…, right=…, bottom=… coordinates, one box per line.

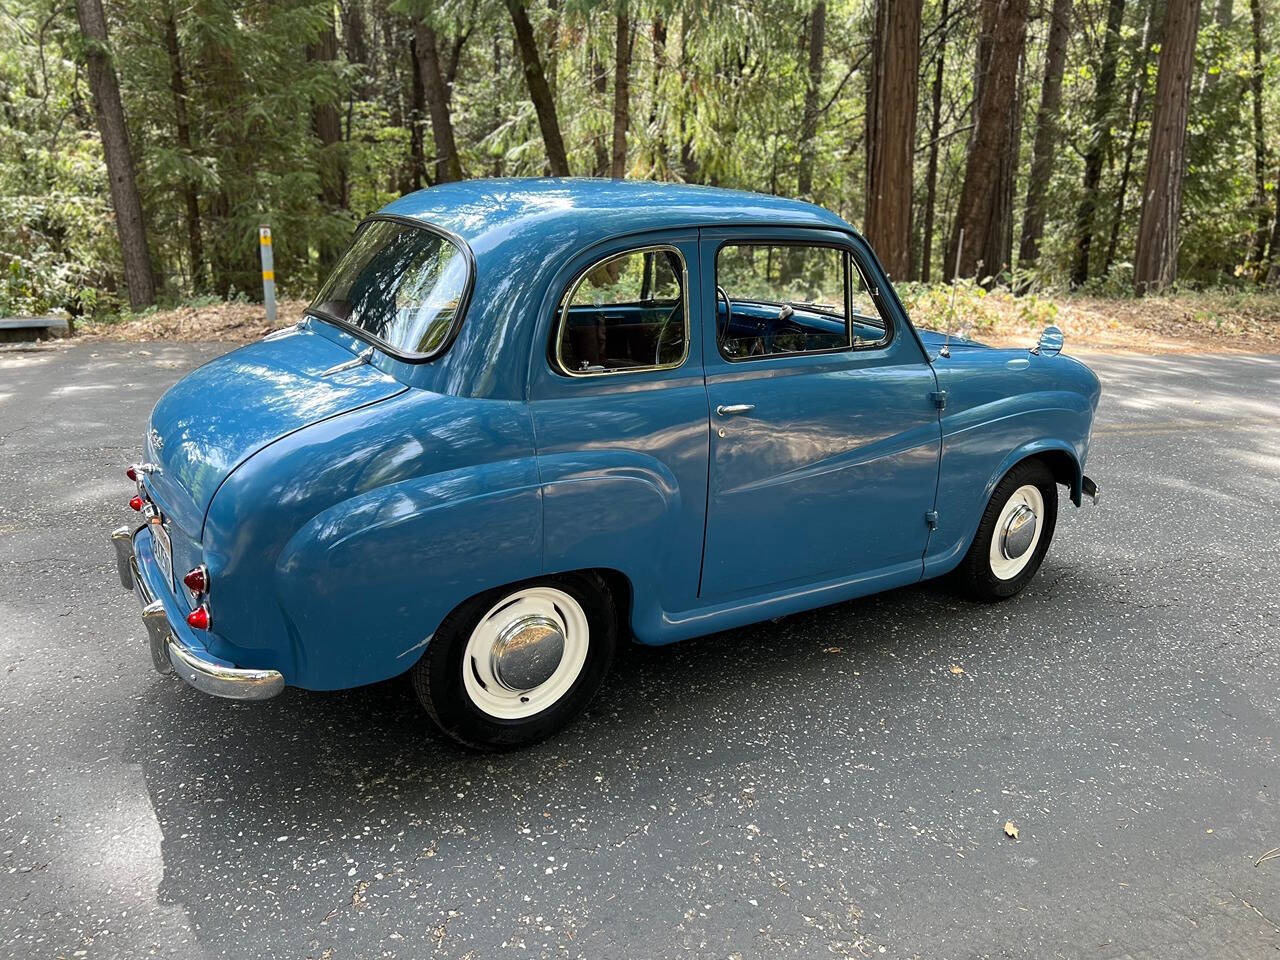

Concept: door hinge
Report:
left=930, top=389, right=948, bottom=410
left=925, top=510, right=939, bottom=530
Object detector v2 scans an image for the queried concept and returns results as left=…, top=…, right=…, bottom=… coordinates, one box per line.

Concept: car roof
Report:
left=376, top=178, right=856, bottom=262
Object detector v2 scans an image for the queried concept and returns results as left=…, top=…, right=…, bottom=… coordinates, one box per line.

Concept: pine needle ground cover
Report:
left=79, top=289, right=1280, bottom=354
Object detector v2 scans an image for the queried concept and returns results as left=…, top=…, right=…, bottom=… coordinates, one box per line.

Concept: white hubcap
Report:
left=989, top=484, right=1044, bottom=580
left=462, top=586, right=589, bottom=720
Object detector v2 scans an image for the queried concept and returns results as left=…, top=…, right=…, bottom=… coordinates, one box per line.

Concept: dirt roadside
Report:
left=74, top=289, right=1279, bottom=354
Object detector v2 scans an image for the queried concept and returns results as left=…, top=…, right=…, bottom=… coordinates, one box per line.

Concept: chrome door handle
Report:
left=716, top=403, right=755, bottom=417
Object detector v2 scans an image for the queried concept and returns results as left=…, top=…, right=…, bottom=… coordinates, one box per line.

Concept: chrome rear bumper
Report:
left=111, top=525, right=284, bottom=700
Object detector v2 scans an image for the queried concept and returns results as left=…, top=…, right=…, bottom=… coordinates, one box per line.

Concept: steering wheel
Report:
left=715, top=285, right=733, bottom=340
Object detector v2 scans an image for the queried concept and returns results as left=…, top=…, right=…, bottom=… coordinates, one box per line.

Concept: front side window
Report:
left=554, top=246, right=688, bottom=375
left=308, top=219, right=471, bottom=358
left=715, top=243, right=889, bottom=359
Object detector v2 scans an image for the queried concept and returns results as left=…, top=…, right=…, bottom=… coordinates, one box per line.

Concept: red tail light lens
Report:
left=126, top=465, right=138, bottom=482
left=129, top=495, right=143, bottom=511
left=186, top=605, right=210, bottom=630
left=183, top=565, right=209, bottom=594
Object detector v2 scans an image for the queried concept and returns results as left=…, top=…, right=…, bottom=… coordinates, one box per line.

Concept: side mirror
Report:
left=1032, top=325, right=1064, bottom=357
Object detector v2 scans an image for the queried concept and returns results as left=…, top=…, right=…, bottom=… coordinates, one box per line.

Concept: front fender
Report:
left=926, top=349, right=1098, bottom=578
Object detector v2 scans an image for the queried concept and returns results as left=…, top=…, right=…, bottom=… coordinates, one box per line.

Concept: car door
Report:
left=698, top=227, right=942, bottom=601
left=528, top=232, right=711, bottom=626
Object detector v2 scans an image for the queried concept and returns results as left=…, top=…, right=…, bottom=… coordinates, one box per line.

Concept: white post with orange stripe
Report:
left=258, top=225, right=277, bottom=324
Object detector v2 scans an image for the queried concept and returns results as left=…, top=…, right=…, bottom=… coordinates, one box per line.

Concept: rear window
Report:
left=308, top=219, right=471, bottom=359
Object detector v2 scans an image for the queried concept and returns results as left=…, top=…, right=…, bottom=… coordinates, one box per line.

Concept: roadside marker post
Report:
left=259, top=225, right=277, bottom=324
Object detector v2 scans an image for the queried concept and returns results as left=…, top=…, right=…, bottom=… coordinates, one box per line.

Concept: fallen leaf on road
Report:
left=823, top=646, right=843, bottom=654
left=1004, top=821, right=1020, bottom=840
left=950, top=664, right=965, bottom=675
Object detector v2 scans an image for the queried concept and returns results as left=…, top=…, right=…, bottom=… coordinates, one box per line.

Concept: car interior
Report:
left=557, top=248, right=687, bottom=374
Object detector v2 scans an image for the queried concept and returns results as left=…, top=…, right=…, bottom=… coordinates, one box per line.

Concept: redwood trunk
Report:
left=946, top=0, right=1028, bottom=282
left=1017, top=0, right=1072, bottom=271
left=414, top=23, right=464, bottom=182
left=1070, top=0, right=1126, bottom=286
left=75, top=0, right=155, bottom=307
left=1104, top=3, right=1156, bottom=274
left=610, top=10, right=632, bottom=179
left=865, top=0, right=922, bottom=279
left=1134, top=0, right=1202, bottom=294
left=920, top=0, right=950, bottom=282
left=1247, top=0, right=1268, bottom=268
left=796, top=1, right=826, bottom=200
left=163, top=2, right=204, bottom=292
left=506, top=0, right=570, bottom=176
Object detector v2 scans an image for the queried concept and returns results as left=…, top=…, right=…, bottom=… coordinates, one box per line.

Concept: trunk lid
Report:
left=143, top=327, right=406, bottom=537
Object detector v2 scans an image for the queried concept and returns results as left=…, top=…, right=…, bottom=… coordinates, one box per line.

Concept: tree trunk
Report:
left=1247, top=0, right=1268, bottom=269
left=1069, top=0, right=1126, bottom=286
left=308, top=15, right=347, bottom=275
left=649, top=17, right=667, bottom=173
left=342, top=0, right=371, bottom=98
left=1104, top=2, right=1156, bottom=274
left=1017, top=0, right=1072, bottom=273
left=591, top=47, right=610, bottom=177
left=1134, top=0, right=1202, bottom=294
left=796, top=1, right=826, bottom=200
left=414, top=23, right=464, bottom=182
left=946, top=0, right=1028, bottom=282
left=407, top=33, right=427, bottom=190
left=162, top=1, right=204, bottom=292
left=1197, top=0, right=1233, bottom=95
left=610, top=10, right=632, bottom=179
left=678, top=12, right=699, bottom=182
left=75, top=0, right=155, bottom=307
left=1266, top=161, right=1280, bottom=282
left=920, top=0, right=950, bottom=283
left=506, top=0, right=570, bottom=176
left=865, top=0, right=922, bottom=279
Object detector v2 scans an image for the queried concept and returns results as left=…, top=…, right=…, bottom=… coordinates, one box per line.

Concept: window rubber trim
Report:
left=304, top=213, right=477, bottom=364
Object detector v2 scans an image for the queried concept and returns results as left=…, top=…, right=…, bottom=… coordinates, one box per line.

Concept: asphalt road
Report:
left=2, top=341, right=1278, bottom=960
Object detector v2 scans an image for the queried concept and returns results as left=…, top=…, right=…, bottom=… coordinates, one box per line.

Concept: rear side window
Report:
left=554, top=246, right=689, bottom=376
left=715, top=243, right=889, bottom=359
left=308, top=219, right=471, bottom=359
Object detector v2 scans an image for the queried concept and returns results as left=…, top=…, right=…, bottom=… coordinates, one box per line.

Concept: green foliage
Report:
left=2, top=0, right=1278, bottom=318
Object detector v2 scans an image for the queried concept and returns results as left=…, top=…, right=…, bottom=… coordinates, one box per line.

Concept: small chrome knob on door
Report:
left=716, top=404, right=755, bottom=417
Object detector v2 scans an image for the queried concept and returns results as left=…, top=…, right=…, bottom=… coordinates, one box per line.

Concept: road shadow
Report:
left=121, top=561, right=1118, bottom=954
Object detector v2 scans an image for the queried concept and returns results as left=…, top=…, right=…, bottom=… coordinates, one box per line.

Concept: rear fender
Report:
left=275, top=459, right=543, bottom=688
left=538, top=450, right=683, bottom=644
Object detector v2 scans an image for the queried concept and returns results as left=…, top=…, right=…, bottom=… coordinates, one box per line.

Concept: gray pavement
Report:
left=1, top=341, right=1278, bottom=959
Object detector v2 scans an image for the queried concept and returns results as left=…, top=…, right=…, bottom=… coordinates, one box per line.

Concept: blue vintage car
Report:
left=111, top=179, right=1100, bottom=749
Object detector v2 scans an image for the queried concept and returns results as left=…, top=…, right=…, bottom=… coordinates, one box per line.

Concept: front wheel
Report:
left=412, top=573, right=617, bottom=750
left=953, top=459, right=1058, bottom=601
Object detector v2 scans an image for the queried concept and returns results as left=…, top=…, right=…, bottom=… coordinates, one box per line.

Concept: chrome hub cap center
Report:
left=1000, top=504, right=1037, bottom=560
left=490, top=615, right=566, bottom=692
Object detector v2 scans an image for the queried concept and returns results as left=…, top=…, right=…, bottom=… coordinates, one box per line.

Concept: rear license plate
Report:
left=149, top=518, right=173, bottom=592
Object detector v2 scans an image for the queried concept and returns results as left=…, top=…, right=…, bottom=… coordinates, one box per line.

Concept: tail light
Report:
left=129, top=495, right=143, bottom=511
left=183, top=565, right=209, bottom=594
left=126, top=465, right=138, bottom=482
left=186, top=605, right=210, bottom=630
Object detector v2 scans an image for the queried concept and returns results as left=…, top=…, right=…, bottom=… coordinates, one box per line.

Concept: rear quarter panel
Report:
left=201, top=389, right=542, bottom=690
left=926, top=348, right=1101, bottom=577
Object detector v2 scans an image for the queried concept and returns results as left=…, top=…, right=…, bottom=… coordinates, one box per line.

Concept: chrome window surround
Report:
left=305, top=213, right=477, bottom=364
left=713, top=240, right=893, bottom=363
left=552, top=244, right=691, bottom=378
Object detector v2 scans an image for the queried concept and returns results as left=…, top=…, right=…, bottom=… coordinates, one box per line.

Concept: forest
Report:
left=3, top=0, right=1280, bottom=319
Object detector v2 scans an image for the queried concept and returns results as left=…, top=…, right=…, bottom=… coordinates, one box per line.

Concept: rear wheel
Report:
left=412, top=572, right=617, bottom=750
left=954, top=459, right=1058, bottom=601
